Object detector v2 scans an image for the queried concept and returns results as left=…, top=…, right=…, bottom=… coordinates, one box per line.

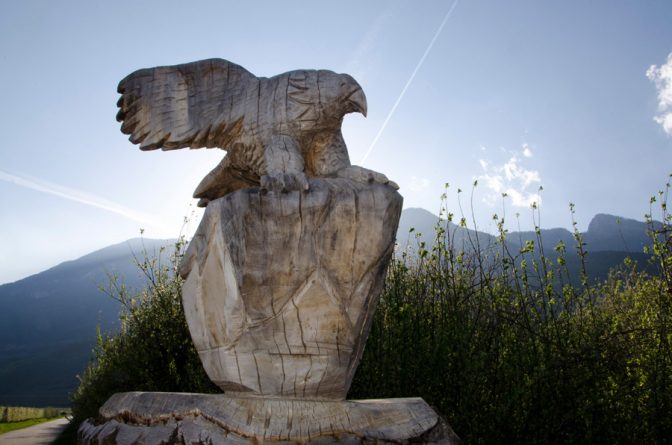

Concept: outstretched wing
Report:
left=116, top=58, right=257, bottom=151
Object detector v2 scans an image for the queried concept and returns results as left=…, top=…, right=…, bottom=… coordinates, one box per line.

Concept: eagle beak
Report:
left=346, top=87, right=368, bottom=117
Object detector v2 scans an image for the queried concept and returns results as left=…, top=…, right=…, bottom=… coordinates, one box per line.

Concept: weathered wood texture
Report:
left=95, top=59, right=464, bottom=445
left=77, top=392, right=461, bottom=444
left=179, top=178, right=402, bottom=399
left=116, top=58, right=396, bottom=205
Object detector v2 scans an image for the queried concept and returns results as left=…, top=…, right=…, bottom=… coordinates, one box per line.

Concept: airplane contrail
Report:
left=360, top=0, right=459, bottom=165
left=0, top=169, right=166, bottom=230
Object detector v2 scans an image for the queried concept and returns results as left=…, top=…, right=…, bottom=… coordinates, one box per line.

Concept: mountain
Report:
left=396, top=207, right=500, bottom=253
left=0, top=238, right=175, bottom=406
left=0, top=211, right=659, bottom=407
left=584, top=214, right=658, bottom=252
left=397, top=209, right=657, bottom=282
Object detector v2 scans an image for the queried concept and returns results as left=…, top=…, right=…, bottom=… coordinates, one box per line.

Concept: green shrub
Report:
left=71, top=239, right=219, bottom=425
left=72, top=181, right=672, bottom=444
left=349, top=182, right=672, bottom=444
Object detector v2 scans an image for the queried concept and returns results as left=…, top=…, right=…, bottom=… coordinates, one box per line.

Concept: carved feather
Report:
left=116, top=58, right=257, bottom=151
left=117, top=58, right=372, bottom=203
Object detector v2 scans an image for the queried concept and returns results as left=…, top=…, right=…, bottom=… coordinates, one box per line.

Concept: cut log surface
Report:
left=77, top=392, right=460, bottom=444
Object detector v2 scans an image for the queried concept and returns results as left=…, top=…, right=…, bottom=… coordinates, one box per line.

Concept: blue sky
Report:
left=1, top=0, right=671, bottom=284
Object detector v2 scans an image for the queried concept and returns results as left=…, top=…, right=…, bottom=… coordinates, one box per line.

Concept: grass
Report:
left=0, top=417, right=62, bottom=434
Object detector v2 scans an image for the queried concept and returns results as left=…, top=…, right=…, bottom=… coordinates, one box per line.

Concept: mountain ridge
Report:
left=0, top=238, right=176, bottom=406
left=398, top=207, right=658, bottom=254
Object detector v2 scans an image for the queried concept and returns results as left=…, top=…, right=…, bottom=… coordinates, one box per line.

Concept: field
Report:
left=0, top=406, right=69, bottom=435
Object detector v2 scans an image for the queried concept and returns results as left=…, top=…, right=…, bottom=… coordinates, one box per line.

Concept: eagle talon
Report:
left=336, top=166, right=399, bottom=190
left=261, top=172, right=309, bottom=193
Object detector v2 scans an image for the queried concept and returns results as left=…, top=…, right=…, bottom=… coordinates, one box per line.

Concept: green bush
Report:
left=72, top=181, right=672, bottom=444
left=349, top=182, right=672, bottom=444
left=71, top=239, right=219, bottom=425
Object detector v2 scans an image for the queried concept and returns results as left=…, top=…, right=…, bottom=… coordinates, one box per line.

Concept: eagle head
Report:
left=318, top=71, right=368, bottom=121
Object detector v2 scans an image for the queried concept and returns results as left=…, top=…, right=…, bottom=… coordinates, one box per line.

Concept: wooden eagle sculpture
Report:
left=117, top=58, right=396, bottom=206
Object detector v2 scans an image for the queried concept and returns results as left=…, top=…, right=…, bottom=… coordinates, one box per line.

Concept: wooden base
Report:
left=78, top=392, right=460, bottom=444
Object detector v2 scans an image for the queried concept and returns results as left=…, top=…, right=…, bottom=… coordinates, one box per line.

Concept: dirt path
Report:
left=0, top=418, right=69, bottom=445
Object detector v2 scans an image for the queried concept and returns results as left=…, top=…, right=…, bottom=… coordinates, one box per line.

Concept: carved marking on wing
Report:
left=116, top=59, right=257, bottom=151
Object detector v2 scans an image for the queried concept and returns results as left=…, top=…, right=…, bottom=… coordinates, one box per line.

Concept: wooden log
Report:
left=78, top=392, right=461, bottom=444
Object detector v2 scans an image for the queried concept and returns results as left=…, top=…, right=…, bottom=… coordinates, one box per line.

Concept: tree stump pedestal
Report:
left=78, top=392, right=460, bottom=444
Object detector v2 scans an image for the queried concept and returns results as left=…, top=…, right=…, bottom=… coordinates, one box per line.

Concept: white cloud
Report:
left=477, top=146, right=542, bottom=208
left=503, top=156, right=540, bottom=186
left=646, top=52, right=672, bottom=135
left=0, top=169, right=167, bottom=231
left=506, top=188, right=541, bottom=208
left=408, top=176, right=430, bottom=192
